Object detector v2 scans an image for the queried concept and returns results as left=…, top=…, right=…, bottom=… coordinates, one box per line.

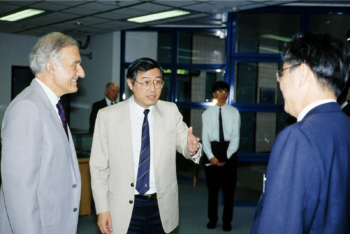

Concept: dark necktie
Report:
left=56, top=100, right=68, bottom=139
left=219, top=108, right=224, bottom=142
left=136, top=109, right=150, bottom=195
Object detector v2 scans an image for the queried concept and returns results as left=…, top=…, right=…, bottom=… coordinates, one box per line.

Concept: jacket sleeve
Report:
left=89, top=110, right=110, bottom=214
left=251, top=127, right=320, bottom=234
left=1, top=100, right=43, bottom=234
left=174, top=104, right=202, bottom=164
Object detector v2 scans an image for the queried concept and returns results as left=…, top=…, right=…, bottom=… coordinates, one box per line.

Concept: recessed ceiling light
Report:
left=0, top=9, right=45, bottom=22
left=127, top=10, right=190, bottom=23
left=75, top=22, right=83, bottom=25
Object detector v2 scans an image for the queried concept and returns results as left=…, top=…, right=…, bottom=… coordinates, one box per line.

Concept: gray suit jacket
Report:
left=0, top=79, right=81, bottom=234
left=90, top=97, right=201, bottom=234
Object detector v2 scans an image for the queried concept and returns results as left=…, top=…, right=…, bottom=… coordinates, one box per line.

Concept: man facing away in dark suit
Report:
left=251, top=32, right=350, bottom=234
left=89, top=82, right=119, bottom=133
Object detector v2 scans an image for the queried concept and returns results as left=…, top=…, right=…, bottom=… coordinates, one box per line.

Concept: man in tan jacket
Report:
left=90, top=57, right=202, bottom=234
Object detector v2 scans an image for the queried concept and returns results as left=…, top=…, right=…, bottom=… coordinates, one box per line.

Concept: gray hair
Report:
left=29, top=32, right=79, bottom=74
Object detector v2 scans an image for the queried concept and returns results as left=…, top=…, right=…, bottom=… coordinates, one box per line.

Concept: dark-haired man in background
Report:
left=90, top=57, right=201, bottom=234
left=202, top=81, right=240, bottom=232
left=89, top=82, right=119, bottom=133
left=251, top=32, right=350, bottom=233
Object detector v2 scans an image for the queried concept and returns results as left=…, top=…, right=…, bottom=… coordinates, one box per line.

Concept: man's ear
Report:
left=298, top=63, right=309, bottom=87
left=46, top=60, right=55, bottom=76
left=127, top=79, right=134, bottom=91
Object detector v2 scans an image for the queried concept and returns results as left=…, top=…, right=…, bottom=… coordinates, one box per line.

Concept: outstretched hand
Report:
left=187, top=127, right=200, bottom=155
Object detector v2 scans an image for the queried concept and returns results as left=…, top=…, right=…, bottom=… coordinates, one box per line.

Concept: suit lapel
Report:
left=153, top=103, right=165, bottom=171
left=30, top=80, right=73, bottom=168
left=116, top=99, right=134, bottom=178
left=67, top=125, right=78, bottom=180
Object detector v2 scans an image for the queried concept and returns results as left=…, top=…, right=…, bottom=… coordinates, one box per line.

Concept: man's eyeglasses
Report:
left=275, top=64, right=301, bottom=82
left=135, top=80, right=164, bottom=90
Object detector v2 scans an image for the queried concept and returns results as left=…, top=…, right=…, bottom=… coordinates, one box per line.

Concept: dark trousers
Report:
left=127, top=197, right=165, bottom=234
left=204, top=153, right=237, bottom=224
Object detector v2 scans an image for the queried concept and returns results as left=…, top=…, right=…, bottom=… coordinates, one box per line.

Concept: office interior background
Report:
left=1, top=0, right=350, bottom=232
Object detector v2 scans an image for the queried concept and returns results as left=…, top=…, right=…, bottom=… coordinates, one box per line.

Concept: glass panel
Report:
left=124, top=69, right=171, bottom=101
left=178, top=31, right=226, bottom=64
left=176, top=70, right=225, bottom=102
left=236, top=12, right=300, bottom=53
left=72, top=133, right=93, bottom=158
left=125, top=31, right=172, bottom=63
left=235, top=161, right=267, bottom=202
left=235, top=62, right=283, bottom=104
left=310, top=12, right=350, bottom=52
left=239, top=111, right=291, bottom=153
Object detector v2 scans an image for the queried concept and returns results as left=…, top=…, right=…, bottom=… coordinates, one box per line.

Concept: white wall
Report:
left=0, top=31, right=121, bottom=132
left=0, top=32, right=39, bottom=124
left=70, top=31, right=121, bottom=131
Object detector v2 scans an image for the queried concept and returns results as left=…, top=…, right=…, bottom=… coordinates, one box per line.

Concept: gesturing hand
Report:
left=187, top=126, right=200, bottom=155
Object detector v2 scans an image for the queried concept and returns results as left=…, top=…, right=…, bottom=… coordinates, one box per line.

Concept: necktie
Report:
left=136, top=109, right=150, bottom=195
left=111, top=102, right=114, bottom=105
left=219, top=108, right=224, bottom=142
left=56, top=100, right=68, bottom=139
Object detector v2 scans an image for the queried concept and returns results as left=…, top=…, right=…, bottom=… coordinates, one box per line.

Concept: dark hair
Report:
left=105, top=82, right=112, bottom=89
left=282, top=32, right=349, bottom=97
left=126, top=57, right=164, bottom=84
left=212, top=81, right=230, bottom=93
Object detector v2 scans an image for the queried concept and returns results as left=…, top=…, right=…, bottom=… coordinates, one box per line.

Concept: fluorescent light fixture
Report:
left=127, top=10, right=190, bottom=23
left=0, top=9, right=45, bottom=21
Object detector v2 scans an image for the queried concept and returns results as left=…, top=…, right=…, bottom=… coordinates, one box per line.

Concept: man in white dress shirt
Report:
left=0, top=32, right=85, bottom=234
left=90, top=57, right=202, bottom=234
left=202, top=81, right=240, bottom=232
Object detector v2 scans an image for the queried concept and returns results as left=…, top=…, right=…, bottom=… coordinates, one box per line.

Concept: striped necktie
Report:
left=136, top=109, right=150, bottom=195
left=56, top=100, right=68, bottom=139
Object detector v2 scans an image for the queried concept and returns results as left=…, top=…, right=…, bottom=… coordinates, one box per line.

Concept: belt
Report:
left=135, top=193, right=157, bottom=200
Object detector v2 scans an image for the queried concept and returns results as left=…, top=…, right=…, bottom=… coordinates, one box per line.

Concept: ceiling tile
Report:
left=0, top=1, right=38, bottom=6
left=79, top=2, right=117, bottom=11
left=154, top=1, right=198, bottom=8
left=94, top=20, right=140, bottom=29
left=182, top=3, right=228, bottom=13
left=30, top=2, right=70, bottom=11
left=0, top=3, right=20, bottom=15
left=46, top=12, right=82, bottom=20
left=262, top=1, right=295, bottom=6
left=51, top=22, right=82, bottom=30
left=62, top=7, right=98, bottom=16
left=209, top=1, right=255, bottom=8
left=114, top=8, right=150, bottom=17
left=94, top=11, right=129, bottom=20
left=129, top=2, right=173, bottom=12
left=238, top=3, right=267, bottom=10
left=46, top=1, right=88, bottom=7
left=95, top=0, right=140, bottom=7
left=65, top=16, right=110, bottom=25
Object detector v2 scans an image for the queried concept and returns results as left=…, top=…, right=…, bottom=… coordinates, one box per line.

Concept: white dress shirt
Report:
left=297, top=99, right=336, bottom=122
left=105, top=97, right=115, bottom=106
left=130, top=97, right=156, bottom=195
left=202, top=103, right=241, bottom=161
left=35, top=78, right=60, bottom=120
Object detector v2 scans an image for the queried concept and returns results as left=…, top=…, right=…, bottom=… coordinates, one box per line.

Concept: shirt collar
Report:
left=214, top=103, right=227, bottom=110
left=297, top=99, right=336, bottom=122
left=105, top=97, right=113, bottom=106
left=340, top=100, right=348, bottom=109
left=35, top=78, right=60, bottom=106
left=130, top=96, right=154, bottom=117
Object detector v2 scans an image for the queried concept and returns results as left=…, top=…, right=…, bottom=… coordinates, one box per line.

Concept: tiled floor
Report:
left=78, top=180, right=256, bottom=234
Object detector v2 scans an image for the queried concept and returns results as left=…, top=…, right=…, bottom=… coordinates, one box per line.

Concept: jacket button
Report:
left=73, top=208, right=77, bottom=212
left=129, top=200, right=133, bottom=204
left=131, top=183, right=134, bottom=187
left=72, top=184, right=77, bottom=188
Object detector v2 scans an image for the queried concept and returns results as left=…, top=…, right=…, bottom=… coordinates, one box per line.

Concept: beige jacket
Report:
left=90, top=96, right=201, bottom=234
